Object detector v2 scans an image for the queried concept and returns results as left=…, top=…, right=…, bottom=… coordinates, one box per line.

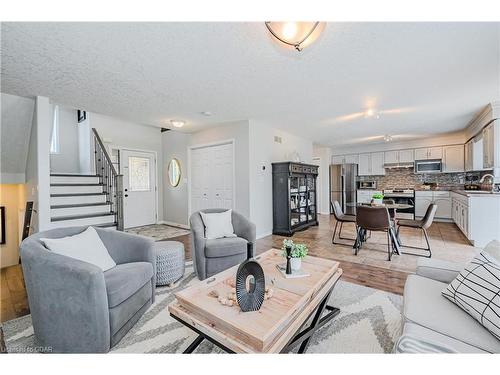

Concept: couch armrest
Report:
left=95, top=228, right=156, bottom=300
left=232, top=211, right=256, bottom=257
left=416, top=258, right=464, bottom=284
left=190, top=212, right=207, bottom=279
left=20, top=242, right=110, bottom=353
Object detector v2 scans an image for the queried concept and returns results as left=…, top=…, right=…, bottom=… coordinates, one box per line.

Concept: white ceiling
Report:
left=1, top=22, right=499, bottom=146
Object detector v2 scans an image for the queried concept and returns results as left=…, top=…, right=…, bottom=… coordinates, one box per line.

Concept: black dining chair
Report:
left=396, top=203, right=437, bottom=258
left=331, top=200, right=357, bottom=245
left=354, top=205, right=399, bottom=261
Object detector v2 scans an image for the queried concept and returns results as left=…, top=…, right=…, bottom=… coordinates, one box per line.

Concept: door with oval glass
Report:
left=121, top=149, right=157, bottom=228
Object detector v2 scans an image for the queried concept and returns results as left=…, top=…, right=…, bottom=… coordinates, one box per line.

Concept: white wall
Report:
left=313, top=145, right=332, bottom=215
left=249, top=121, right=314, bottom=238
left=162, top=131, right=190, bottom=226
left=90, top=112, right=165, bottom=221
left=49, top=105, right=81, bottom=173
left=24, top=96, right=51, bottom=232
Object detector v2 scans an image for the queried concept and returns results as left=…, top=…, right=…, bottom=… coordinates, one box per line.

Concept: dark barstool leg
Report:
left=387, top=231, right=392, bottom=261
left=331, top=221, right=339, bottom=244
left=423, top=228, right=432, bottom=258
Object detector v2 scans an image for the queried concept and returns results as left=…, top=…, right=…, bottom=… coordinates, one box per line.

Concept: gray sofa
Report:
left=398, top=257, right=500, bottom=353
left=20, top=226, right=156, bottom=353
left=190, top=209, right=256, bottom=280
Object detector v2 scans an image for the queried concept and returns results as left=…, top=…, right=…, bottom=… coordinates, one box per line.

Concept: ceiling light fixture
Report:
left=384, top=135, right=393, bottom=142
left=170, top=120, right=185, bottom=128
left=200, top=111, right=212, bottom=117
left=364, top=108, right=380, bottom=119
left=265, top=22, right=324, bottom=51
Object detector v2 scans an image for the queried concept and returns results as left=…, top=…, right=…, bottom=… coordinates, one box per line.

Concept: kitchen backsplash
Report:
left=357, top=168, right=487, bottom=190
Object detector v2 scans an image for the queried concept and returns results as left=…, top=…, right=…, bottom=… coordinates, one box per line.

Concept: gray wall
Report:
left=49, top=106, right=81, bottom=173
left=162, top=131, right=190, bottom=226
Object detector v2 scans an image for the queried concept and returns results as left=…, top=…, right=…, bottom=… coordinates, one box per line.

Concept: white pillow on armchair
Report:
left=199, top=210, right=236, bottom=239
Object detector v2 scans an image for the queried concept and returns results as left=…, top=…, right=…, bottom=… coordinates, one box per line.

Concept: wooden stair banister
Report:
left=92, top=128, right=124, bottom=231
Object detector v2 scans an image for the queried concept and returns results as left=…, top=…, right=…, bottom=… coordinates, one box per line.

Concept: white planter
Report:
left=290, top=257, right=302, bottom=271
left=372, top=198, right=383, bottom=205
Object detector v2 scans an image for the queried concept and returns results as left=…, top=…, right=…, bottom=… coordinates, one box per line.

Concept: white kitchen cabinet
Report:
left=384, top=151, right=399, bottom=164
left=415, top=191, right=451, bottom=219
left=370, top=152, right=385, bottom=176
left=399, top=149, right=415, bottom=163
left=358, top=153, right=371, bottom=176
left=415, top=147, right=443, bottom=160
left=414, top=148, right=428, bottom=160
left=473, top=137, right=485, bottom=171
left=428, top=147, right=443, bottom=159
left=332, top=155, right=345, bottom=165
left=483, top=123, right=495, bottom=169
left=443, top=145, right=464, bottom=173
left=344, top=154, right=359, bottom=164
left=465, top=140, right=473, bottom=171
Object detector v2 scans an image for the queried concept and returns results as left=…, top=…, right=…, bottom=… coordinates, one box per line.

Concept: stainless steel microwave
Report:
left=414, top=159, right=442, bottom=173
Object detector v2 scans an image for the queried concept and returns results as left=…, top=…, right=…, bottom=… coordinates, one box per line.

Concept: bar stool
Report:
left=396, top=203, right=437, bottom=258
left=331, top=200, right=357, bottom=245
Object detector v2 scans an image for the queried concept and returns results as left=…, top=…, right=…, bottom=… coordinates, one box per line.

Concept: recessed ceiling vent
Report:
left=274, top=136, right=282, bottom=144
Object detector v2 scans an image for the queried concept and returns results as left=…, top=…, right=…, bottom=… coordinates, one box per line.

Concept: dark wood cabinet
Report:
left=272, top=162, right=319, bottom=236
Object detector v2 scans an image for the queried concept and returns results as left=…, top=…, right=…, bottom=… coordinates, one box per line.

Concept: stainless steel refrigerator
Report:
left=330, top=164, right=358, bottom=215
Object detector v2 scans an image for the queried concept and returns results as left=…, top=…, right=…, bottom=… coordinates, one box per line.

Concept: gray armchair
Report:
left=20, top=226, right=156, bottom=353
left=190, top=209, right=256, bottom=280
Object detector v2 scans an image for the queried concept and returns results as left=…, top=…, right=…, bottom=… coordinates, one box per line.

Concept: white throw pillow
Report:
left=442, top=252, right=500, bottom=340
left=483, top=240, right=500, bottom=263
left=40, top=226, right=116, bottom=271
left=199, top=210, right=236, bottom=239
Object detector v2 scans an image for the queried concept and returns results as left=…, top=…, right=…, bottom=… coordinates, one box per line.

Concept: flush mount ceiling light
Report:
left=200, top=111, right=212, bottom=116
left=364, top=108, right=380, bottom=119
left=170, top=120, right=185, bottom=128
left=265, top=22, right=324, bottom=51
left=384, top=135, right=393, bottom=142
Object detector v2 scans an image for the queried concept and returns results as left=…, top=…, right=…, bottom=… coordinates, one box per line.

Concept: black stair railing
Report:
left=92, top=128, right=124, bottom=231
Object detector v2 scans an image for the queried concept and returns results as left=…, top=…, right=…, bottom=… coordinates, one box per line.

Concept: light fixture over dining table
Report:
left=265, top=22, right=325, bottom=51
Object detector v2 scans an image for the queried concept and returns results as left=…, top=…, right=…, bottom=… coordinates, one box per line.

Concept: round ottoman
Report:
left=154, top=241, right=185, bottom=286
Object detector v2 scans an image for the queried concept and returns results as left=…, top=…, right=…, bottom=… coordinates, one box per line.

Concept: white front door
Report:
left=121, top=149, right=157, bottom=228
left=190, top=142, right=234, bottom=214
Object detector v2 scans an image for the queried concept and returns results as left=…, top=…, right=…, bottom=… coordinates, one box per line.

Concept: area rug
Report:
left=125, top=224, right=190, bottom=241
left=1, top=264, right=403, bottom=354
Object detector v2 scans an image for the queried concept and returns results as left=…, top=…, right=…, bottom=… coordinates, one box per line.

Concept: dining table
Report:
left=353, top=202, right=412, bottom=255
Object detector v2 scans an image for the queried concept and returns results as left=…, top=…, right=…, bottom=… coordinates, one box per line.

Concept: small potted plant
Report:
left=372, top=192, right=384, bottom=205
left=281, top=239, right=308, bottom=271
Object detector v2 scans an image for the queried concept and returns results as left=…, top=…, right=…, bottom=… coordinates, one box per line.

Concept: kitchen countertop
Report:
left=450, top=190, right=500, bottom=197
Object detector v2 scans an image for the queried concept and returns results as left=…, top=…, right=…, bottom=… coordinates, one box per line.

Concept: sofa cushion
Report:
left=398, top=322, right=487, bottom=353
left=442, top=252, right=500, bottom=341
left=403, top=274, right=500, bottom=353
left=204, top=237, right=248, bottom=258
left=416, top=257, right=464, bottom=284
left=484, top=240, right=500, bottom=262
left=104, top=262, right=153, bottom=308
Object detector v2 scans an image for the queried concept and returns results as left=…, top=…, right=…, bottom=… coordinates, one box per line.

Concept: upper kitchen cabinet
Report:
left=465, top=137, right=485, bottom=172
left=344, top=154, right=359, bottom=164
left=399, top=149, right=415, bottom=163
left=415, top=147, right=443, bottom=160
left=371, top=152, right=385, bottom=175
left=358, top=152, right=385, bottom=176
left=443, top=145, right=464, bottom=173
left=332, top=155, right=345, bottom=165
left=465, top=140, right=474, bottom=171
left=482, top=121, right=499, bottom=170
left=384, top=151, right=398, bottom=164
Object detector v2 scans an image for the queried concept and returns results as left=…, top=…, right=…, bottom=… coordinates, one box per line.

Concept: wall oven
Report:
left=415, top=159, right=442, bottom=174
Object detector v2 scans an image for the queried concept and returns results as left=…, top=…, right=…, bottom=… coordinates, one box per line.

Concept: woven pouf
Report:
left=154, top=241, right=185, bottom=286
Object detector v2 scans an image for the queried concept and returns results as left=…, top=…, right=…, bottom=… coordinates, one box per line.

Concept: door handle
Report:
left=125, top=194, right=129, bottom=197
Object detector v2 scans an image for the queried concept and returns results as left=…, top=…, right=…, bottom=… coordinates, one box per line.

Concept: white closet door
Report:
left=212, top=143, right=233, bottom=209
left=190, top=142, right=234, bottom=214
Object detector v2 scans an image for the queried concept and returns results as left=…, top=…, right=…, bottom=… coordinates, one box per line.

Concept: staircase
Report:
left=49, top=128, right=124, bottom=230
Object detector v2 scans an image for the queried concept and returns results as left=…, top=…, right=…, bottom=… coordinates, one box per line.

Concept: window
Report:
left=128, top=156, right=150, bottom=191
left=50, top=105, right=60, bottom=154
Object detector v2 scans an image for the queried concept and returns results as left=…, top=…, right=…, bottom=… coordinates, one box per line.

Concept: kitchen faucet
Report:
left=479, top=174, right=496, bottom=192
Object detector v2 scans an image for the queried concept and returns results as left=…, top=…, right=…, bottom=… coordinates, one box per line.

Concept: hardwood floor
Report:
left=1, top=214, right=476, bottom=323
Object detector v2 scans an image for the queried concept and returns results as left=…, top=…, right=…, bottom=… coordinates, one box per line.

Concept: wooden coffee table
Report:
left=168, top=249, right=342, bottom=353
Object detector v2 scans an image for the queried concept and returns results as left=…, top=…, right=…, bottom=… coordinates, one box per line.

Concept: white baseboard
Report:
left=257, top=231, right=273, bottom=239
left=157, top=220, right=190, bottom=230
